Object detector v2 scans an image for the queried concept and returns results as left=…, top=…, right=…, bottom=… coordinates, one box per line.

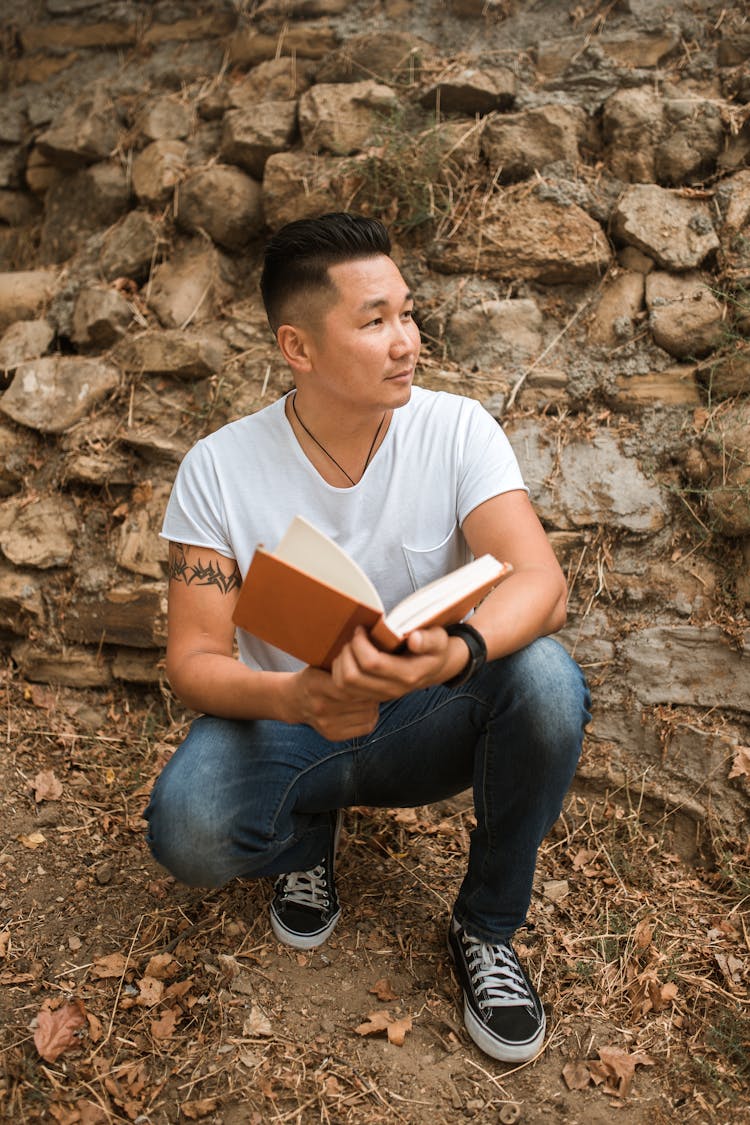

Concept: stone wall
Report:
left=1, top=0, right=748, bottom=838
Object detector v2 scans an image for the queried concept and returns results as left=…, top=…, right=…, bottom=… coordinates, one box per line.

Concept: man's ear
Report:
left=276, top=323, right=314, bottom=374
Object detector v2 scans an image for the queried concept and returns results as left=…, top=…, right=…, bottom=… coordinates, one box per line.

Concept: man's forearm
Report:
left=469, top=567, right=567, bottom=661
left=167, top=651, right=297, bottom=722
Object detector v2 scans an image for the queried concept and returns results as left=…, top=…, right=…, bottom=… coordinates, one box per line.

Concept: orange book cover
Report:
left=231, top=517, right=511, bottom=671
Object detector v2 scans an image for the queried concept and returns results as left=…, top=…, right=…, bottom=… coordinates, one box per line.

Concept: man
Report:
left=146, top=212, right=590, bottom=1065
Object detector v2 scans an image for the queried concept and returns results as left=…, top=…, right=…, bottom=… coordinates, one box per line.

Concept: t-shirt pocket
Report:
left=401, top=523, right=470, bottom=593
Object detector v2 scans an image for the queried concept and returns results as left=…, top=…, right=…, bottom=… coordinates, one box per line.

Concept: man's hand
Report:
left=330, top=626, right=467, bottom=702
left=286, top=665, right=381, bottom=741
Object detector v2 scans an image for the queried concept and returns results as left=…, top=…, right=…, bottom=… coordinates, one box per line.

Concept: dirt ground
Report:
left=1, top=665, right=748, bottom=1124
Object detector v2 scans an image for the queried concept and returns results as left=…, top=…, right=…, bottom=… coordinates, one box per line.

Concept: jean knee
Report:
left=505, top=637, right=590, bottom=759
left=145, top=766, right=235, bottom=888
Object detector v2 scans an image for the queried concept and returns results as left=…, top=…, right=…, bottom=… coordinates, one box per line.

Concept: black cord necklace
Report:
left=291, top=393, right=386, bottom=487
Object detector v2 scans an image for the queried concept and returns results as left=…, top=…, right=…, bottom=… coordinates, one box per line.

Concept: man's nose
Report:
left=390, top=320, right=416, bottom=355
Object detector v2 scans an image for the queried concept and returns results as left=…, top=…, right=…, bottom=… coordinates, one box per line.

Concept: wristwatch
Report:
left=444, top=622, right=487, bottom=687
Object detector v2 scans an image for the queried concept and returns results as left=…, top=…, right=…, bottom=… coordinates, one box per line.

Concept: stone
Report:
left=602, top=88, right=664, bottom=183
left=482, top=104, right=587, bottom=182
left=317, top=30, right=432, bottom=85
left=718, top=31, right=750, bottom=67
left=115, top=482, right=171, bottom=580
left=100, top=211, right=162, bottom=283
left=262, top=151, right=348, bottom=230
left=613, top=368, right=701, bottom=409
left=0, top=145, right=26, bottom=190
left=430, top=193, right=611, bottom=285
left=61, top=583, right=167, bottom=648
left=12, top=641, right=113, bottom=687
left=71, top=286, right=132, bottom=350
left=0, top=494, right=78, bottom=568
left=147, top=240, right=231, bottom=329
left=64, top=448, right=135, bottom=487
left=220, top=101, right=298, bottom=180
left=0, top=107, right=26, bottom=145
left=587, top=271, right=645, bottom=347
left=176, top=165, right=264, bottom=251
left=655, top=97, right=725, bottom=186
left=420, top=65, right=516, bottom=115
left=506, top=420, right=667, bottom=533
left=120, top=381, right=201, bottom=462
left=115, top=329, right=227, bottom=378
left=112, top=648, right=164, bottom=683
left=36, top=88, right=119, bottom=169
left=645, top=272, right=724, bottom=359
left=696, top=344, right=750, bottom=399
left=25, top=146, right=65, bottom=196
left=0, top=320, right=54, bottom=372
left=132, top=140, right=188, bottom=207
left=0, top=269, right=57, bottom=331
left=227, top=24, right=339, bottom=67
left=0, top=356, right=119, bottom=434
left=617, top=246, right=654, bottom=274
left=0, top=190, right=40, bottom=227
left=299, top=81, right=399, bottom=156
left=0, top=564, right=44, bottom=635
left=622, top=626, right=750, bottom=712
left=39, top=163, right=130, bottom=264
left=611, top=185, right=719, bottom=271
left=137, top=95, right=193, bottom=142
left=0, top=422, right=37, bottom=497
left=228, top=58, right=316, bottom=106
left=449, top=0, right=510, bottom=13
left=536, top=29, right=679, bottom=78
left=719, top=169, right=750, bottom=286
left=696, top=401, right=750, bottom=536
left=447, top=299, right=543, bottom=366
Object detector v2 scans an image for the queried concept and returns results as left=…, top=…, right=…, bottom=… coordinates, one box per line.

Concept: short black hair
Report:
left=260, top=212, right=391, bottom=333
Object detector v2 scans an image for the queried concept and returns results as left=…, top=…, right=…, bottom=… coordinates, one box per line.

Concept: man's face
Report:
left=302, top=254, right=421, bottom=413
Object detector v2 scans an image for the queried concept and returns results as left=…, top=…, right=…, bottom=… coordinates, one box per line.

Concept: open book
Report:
left=231, top=516, right=511, bottom=670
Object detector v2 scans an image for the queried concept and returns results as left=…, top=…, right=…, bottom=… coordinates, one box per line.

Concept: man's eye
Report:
left=364, top=317, right=382, bottom=327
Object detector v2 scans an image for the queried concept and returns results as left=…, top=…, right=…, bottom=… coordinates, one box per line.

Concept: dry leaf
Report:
left=91, top=952, right=128, bottom=979
left=144, top=952, right=176, bottom=980
left=151, top=1005, right=179, bottom=1040
left=137, top=975, right=164, bottom=1007
left=355, top=1009, right=413, bottom=1046
left=597, top=1045, right=654, bottom=1098
left=180, top=1099, right=218, bottom=1120
left=48, top=1103, right=80, bottom=1125
left=33, top=1000, right=86, bottom=1063
left=86, top=1011, right=103, bottom=1043
left=33, top=770, right=63, bottom=803
left=324, top=1075, right=344, bottom=1096
left=76, top=1101, right=108, bottom=1125
left=243, top=1004, right=273, bottom=1037
left=18, top=831, right=46, bottom=849
left=0, top=931, right=10, bottom=959
left=543, top=879, right=569, bottom=903
left=728, top=745, right=750, bottom=779
left=29, top=684, right=56, bottom=709
left=386, top=1015, right=412, bottom=1046
left=634, top=918, right=654, bottom=949
left=368, top=977, right=398, bottom=1002
left=562, top=1060, right=591, bottom=1090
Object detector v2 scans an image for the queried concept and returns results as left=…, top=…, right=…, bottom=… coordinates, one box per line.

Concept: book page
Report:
left=274, top=516, right=383, bottom=611
left=384, top=555, right=505, bottom=636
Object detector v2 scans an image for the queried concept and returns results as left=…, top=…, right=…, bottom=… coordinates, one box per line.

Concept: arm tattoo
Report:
left=168, top=542, right=242, bottom=594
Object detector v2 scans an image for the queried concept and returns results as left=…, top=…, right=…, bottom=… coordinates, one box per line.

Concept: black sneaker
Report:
left=270, top=811, right=342, bottom=951
left=448, top=915, right=546, bottom=1063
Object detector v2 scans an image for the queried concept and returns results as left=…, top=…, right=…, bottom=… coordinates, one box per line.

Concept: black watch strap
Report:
left=444, top=622, right=487, bottom=688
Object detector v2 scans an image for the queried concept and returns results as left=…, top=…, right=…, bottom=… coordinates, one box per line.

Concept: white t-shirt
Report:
left=161, top=385, right=526, bottom=672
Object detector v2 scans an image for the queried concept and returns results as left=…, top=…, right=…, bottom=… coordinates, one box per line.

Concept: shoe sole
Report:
left=270, top=811, right=343, bottom=951
left=270, top=903, right=342, bottom=950
left=447, top=932, right=546, bottom=1064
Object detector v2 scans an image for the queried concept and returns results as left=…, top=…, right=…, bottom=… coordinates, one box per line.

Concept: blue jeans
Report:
left=145, top=637, right=590, bottom=944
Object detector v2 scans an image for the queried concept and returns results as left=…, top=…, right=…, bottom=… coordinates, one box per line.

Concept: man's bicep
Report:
left=166, top=541, right=241, bottom=659
left=462, top=491, right=562, bottom=574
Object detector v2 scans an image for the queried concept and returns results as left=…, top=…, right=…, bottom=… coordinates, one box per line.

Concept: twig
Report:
left=503, top=292, right=596, bottom=414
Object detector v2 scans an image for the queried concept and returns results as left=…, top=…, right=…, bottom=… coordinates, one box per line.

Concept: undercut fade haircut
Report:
left=260, top=212, right=392, bottom=334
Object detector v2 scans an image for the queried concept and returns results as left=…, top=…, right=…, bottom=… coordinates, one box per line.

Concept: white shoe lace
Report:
left=462, top=933, right=534, bottom=1012
left=278, top=864, right=330, bottom=910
